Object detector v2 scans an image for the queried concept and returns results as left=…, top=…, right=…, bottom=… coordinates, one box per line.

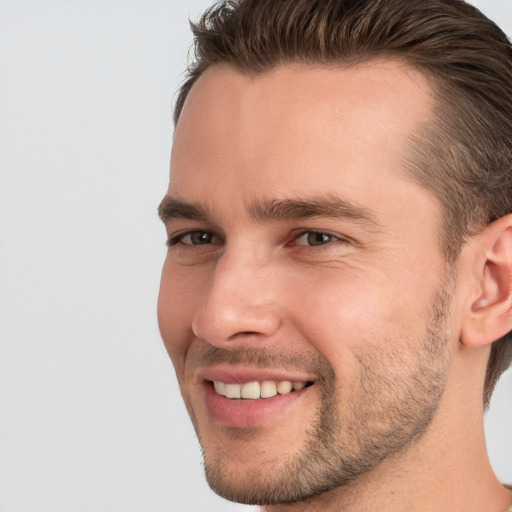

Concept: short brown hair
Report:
left=174, top=0, right=512, bottom=405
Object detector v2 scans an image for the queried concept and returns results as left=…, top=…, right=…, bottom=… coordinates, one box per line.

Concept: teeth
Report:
left=224, top=383, right=241, bottom=399
left=213, top=381, right=226, bottom=395
left=241, top=381, right=260, bottom=399
left=277, top=380, right=293, bottom=395
left=212, top=380, right=309, bottom=399
left=261, top=380, right=277, bottom=398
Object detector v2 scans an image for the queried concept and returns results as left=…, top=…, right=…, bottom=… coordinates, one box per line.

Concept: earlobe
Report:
left=460, top=215, right=512, bottom=348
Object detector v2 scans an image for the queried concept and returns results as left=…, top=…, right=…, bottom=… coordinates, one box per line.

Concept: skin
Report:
left=158, top=62, right=512, bottom=511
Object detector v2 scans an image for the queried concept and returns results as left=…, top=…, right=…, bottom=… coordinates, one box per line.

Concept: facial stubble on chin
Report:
left=198, top=285, right=453, bottom=506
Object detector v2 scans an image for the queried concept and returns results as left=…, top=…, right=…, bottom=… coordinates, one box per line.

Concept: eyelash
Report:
left=167, top=231, right=218, bottom=246
left=167, top=229, right=346, bottom=248
left=292, top=231, right=341, bottom=247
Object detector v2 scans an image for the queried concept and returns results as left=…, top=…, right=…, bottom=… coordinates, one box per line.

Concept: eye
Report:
left=294, top=231, right=339, bottom=246
left=168, top=230, right=220, bottom=246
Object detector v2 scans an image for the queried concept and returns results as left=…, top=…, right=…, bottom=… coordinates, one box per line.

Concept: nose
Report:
left=191, top=249, right=281, bottom=347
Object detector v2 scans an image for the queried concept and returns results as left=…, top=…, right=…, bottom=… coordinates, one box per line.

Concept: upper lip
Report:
left=196, top=365, right=316, bottom=385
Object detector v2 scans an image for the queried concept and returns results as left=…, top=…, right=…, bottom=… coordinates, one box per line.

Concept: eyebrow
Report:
left=158, top=196, right=210, bottom=223
left=158, top=195, right=380, bottom=228
left=248, top=197, right=380, bottom=226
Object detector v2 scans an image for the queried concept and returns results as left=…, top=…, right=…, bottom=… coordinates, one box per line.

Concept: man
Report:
left=157, top=0, right=512, bottom=510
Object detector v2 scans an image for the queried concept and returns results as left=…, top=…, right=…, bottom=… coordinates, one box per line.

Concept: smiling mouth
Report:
left=211, top=380, right=314, bottom=400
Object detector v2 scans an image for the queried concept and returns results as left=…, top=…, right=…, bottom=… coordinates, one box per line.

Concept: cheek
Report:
left=157, top=260, right=207, bottom=366
left=294, top=269, right=390, bottom=333
left=298, top=280, right=377, bottom=371
left=290, top=268, right=420, bottom=376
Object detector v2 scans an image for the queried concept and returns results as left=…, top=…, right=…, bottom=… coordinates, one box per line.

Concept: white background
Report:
left=0, top=1, right=511, bottom=511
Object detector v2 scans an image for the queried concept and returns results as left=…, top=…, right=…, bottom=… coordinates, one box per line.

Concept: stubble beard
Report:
left=200, top=285, right=454, bottom=506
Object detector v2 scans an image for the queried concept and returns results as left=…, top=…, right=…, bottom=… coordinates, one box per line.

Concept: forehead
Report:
left=169, top=61, right=435, bottom=219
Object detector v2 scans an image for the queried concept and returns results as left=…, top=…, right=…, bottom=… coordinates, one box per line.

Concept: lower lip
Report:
left=204, top=383, right=311, bottom=428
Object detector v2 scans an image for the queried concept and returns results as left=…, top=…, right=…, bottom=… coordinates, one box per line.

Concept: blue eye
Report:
left=295, top=231, right=338, bottom=246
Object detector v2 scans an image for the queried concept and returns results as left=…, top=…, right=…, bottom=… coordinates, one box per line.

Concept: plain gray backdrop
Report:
left=0, top=1, right=511, bottom=511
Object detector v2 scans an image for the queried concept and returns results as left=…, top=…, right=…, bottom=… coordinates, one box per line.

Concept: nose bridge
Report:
left=191, top=244, right=280, bottom=344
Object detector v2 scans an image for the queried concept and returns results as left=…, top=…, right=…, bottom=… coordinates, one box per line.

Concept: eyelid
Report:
left=290, top=229, right=351, bottom=247
left=166, top=227, right=355, bottom=248
left=167, top=229, right=221, bottom=247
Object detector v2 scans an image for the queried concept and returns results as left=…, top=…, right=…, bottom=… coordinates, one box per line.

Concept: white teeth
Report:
left=213, top=381, right=226, bottom=396
left=213, top=379, right=309, bottom=399
left=224, top=383, right=241, bottom=399
left=241, top=381, right=260, bottom=400
left=277, top=381, right=293, bottom=395
left=260, top=380, right=278, bottom=398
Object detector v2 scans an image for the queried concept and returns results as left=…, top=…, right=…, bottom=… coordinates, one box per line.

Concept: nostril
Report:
left=191, top=293, right=281, bottom=347
left=227, top=331, right=263, bottom=340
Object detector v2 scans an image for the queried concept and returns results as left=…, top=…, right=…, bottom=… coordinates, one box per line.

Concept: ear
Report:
left=460, top=214, right=512, bottom=347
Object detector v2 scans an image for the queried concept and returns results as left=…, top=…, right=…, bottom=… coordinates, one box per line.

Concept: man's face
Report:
left=158, top=63, right=458, bottom=505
